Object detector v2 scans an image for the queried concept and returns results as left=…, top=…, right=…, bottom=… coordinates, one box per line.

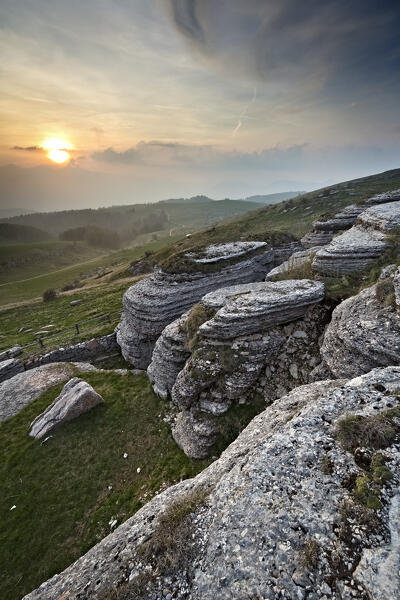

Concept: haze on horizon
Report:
left=0, top=0, right=399, bottom=212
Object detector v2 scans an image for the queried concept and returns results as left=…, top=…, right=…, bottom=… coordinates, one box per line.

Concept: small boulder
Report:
left=29, top=378, right=104, bottom=439
left=70, top=300, right=83, bottom=306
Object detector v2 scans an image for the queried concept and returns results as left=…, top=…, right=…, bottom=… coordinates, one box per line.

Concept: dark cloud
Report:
left=13, top=145, right=42, bottom=152
left=168, top=0, right=400, bottom=95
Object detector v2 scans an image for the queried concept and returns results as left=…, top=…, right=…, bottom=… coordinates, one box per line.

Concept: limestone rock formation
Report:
left=147, top=279, right=325, bottom=457
left=0, top=362, right=97, bottom=423
left=24, top=366, right=400, bottom=600
left=0, top=358, right=24, bottom=383
left=315, top=277, right=400, bottom=379
left=312, top=201, right=400, bottom=277
left=301, top=204, right=364, bottom=248
left=117, top=241, right=292, bottom=369
left=29, top=377, right=103, bottom=439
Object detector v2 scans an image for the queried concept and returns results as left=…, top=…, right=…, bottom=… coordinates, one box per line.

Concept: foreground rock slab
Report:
left=24, top=366, right=400, bottom=600
left=29, top=377, right=104, bottom=439
left=0, top=358, right=24, bottom=383
left=0, top=362, right=97, bottom=423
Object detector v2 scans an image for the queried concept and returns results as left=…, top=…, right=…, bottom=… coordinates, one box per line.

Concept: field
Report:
left=0, top=369, right=213, bottom=600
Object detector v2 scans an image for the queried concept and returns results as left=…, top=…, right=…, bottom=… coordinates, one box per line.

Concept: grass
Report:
left=0, top=235, right=180, bottom=306
left=300, top=539, right=320, bottom=570
left=0, top=370, right=213, bottom=600
left=141, top=168, right=400, bottom=273
left=183, top=302, right=216, bottom=350
left=0, top=279, right=130, bottom=354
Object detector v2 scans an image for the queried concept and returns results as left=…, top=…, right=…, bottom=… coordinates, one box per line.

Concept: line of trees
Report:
left=60, top=226, right=120, bottom=249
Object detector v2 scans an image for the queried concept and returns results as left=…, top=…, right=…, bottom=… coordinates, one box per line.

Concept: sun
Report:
left=43, top=138, right=71, bottom=164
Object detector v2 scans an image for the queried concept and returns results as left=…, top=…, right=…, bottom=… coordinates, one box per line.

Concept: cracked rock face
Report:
left=117, top=242, right=277, bottom=369
left=317, top=280, right=400, bottom=379
left=29, top=377, right=104, bottom=439
left=24, top=366, right=400, bottom=600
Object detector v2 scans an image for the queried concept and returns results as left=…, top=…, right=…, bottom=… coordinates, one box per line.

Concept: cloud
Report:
left=13, top=145, right=42, bottom=152
left=168, top=0, right=400, bottom=96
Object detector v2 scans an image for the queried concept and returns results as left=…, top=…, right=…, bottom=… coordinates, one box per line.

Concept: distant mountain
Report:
left=244, top=191, right=305, bottom=204
left=0, top=207, right=36, bottom=219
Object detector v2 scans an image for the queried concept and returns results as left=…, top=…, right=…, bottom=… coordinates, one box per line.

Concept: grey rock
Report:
left=301, top=204, right=364, bottom=248
left=117, top=242, right=277, bottom=369
left=319, top=283, right=400, bottom=378
left=29, top=378, right=104, bottom=439
left=23, top=366, right=400, bottom=600
left=0, top=358, right=24, bottom=383
left=70, top=299, right=83, bottom=306
left=358, top=200, right=400, bottom=232
left=0, top=362, right=97, bottom=423
left=364, top=188, right=400, bottom=205
left=394, top=267, right=400, bottom=307
left=312, top=225, right=388, bottom=277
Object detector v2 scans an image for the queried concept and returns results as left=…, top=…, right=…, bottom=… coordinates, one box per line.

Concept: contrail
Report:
left=232, top=86, right=257, bottom=137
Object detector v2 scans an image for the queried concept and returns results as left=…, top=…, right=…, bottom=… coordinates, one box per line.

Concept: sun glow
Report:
left=43, top=138, right=71, bottom=163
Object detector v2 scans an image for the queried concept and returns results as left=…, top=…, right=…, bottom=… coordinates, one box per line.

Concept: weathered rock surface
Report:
left=29, top=377, right=104, bottom=439
left=316, top=280, right=400, bottom=379
left=265, top=247, right=322, bottom=280
left=24, top=366, right=400, bottom=600
left=301, top=204, right=364, bottom=248
left=117, top=242, right=280, bottom=369
left=0, top=358, right=24, bottom=383
left=0, top=362, right=97, bottom=423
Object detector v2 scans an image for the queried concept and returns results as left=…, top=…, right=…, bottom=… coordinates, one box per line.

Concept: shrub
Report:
left=42, top=288, right=57, bottom=302
left=335, top=413, right=397, bottom=453
left=300, top=539, right=319, bottom=569
left=375, top=278, right=396, bottom=307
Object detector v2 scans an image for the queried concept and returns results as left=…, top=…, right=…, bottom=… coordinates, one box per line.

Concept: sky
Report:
left=0, top=0, right=400, bottom=210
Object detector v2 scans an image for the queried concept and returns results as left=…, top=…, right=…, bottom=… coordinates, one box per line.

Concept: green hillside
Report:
left=145, top=168, right=400, bottom=272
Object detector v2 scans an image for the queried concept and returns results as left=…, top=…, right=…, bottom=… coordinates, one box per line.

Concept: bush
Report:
left=42, top=288, right=57, bottom=302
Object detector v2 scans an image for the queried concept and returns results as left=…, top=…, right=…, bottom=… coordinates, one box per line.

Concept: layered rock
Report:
left=301, top=204, right=364, bottom=248
left=312, top=201, right=400, bottom=277
left=117, top=242, right=280, bottom=369
left=315, top=276, right=400, bottom=379
left=0, top=362, right=97, bottom=423
left=147, top=279, right=326, bottom=457
left=24, top=366, right=400, bottom=600
left=29, top=378, right=104, bottom=439
left=364, top=188, right=400, bottom=205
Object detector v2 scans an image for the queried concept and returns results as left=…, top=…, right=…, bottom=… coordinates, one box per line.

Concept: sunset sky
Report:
left=1, top=0, right=400, bottom=209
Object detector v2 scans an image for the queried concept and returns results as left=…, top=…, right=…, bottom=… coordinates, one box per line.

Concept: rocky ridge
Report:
left=24, top=366, right=400, bottom=600
left=117, top=241, right=298, bottom=369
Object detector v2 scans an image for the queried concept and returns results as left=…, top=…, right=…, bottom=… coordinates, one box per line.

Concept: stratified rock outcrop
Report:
left=148, top=279, right=326, bottom=457
left=117, top=241, right=296, bottom=369
left=24, top=366, right=400, bottom=600
left=312, top=201, right=400, bottom=277
left=0, top=362, right=97, bottom=423
left=315, top=272, right=400, bottom=379
left=29, top=378, right=104, bottom=439
left=301, top=204, right=364, bottom=248
left=364, top=188, right=400, bottom=205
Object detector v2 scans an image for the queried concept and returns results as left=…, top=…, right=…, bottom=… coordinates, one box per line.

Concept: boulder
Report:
left=316, top=280, right=400, bottom=379
left=117, top=242, right=278, bottom=369
left=358, top=200, right=400, bottom=232
left=23, top=366, right=400, bottom=600
left=29, top=378, right=104, bottom=439
left=0, top=362, right=97, bottom=423
left=0, top=358, right=24, bottom=383
left=364, top=188, right=400, bottom=205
